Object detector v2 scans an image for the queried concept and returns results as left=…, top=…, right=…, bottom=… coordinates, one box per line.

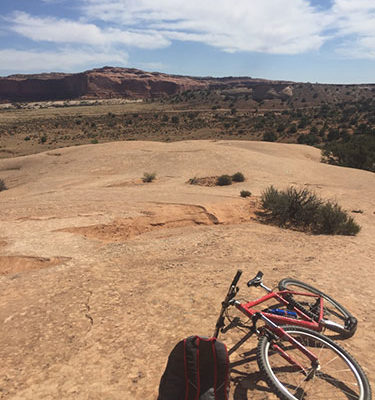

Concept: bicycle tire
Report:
left=278, top=278, right=357, bottom=338
left=257, top=326, right=371, bottom=400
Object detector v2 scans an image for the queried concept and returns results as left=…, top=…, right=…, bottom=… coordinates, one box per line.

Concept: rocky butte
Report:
left=0, top=66, right=293, bottom=103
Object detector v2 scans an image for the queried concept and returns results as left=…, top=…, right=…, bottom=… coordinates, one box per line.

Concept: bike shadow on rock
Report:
left=230, top=348, right=273, bottom=400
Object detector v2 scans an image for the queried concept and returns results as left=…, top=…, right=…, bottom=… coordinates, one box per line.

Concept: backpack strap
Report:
left=212, top=339, right=229, bottom=400
left=157, top=339, right=189, bottom=400
left=211, top=339, right=218, bottom=399
left=184, top=336, right=229, bottom=400
left=184, top=336, right=200, bottom=400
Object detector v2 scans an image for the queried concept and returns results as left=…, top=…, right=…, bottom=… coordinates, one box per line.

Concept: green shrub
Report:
left=0, top=179, right=7, bottom=192
left=240, top=190, right=251, bottom=198
left=232, top=172, right=245, bottom=182
left=261, top=185, right=280, bottom=211
left=90, top=139, right=98, bottom=144
left=289, top=124, right=297, bottom=134
left=261, top=186, right=321, bottom=227
left=314, top=202, right=361, bottom=235
left=322, top=135, right=375, bottom=172
left=260, top=185, right=360, bottom=235
left=216, top=175, right=232, bottom=186
left=40, top=134, right=47, bottom=144
left=297, top=133, right=319, bottom=146
left=263, top=131, right=277, bottom=142
left=142, top=172, right=156, bottom=183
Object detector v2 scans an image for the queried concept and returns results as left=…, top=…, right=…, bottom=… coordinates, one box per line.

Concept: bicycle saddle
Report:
left=247, top=271, right=264, bottom=287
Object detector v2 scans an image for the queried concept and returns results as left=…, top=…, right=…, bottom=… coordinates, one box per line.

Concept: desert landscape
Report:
left=2, top=0, right=375, bottom=397
left=1, top=68, right=374, bottom=176
left=0, top=139, right=374, bottom=399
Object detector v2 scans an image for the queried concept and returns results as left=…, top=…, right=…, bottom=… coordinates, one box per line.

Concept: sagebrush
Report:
left=260, top=185, right=360, bottom=235
left=142, top=172, right=156, bottom=183
left=0, top=179, right=7, bottom=192
left=232, top=172, right=245, bottom=182
left=240, top=190, right=251, bottom=198
left=216, top=175, right=232, bottom=186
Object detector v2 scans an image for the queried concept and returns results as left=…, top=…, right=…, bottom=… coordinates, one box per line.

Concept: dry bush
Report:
left=232, top=172, right=245, bottom=182
left=260, top=186, right=360, bottom=235
left=0, top=179, right=7, bottom=192
left=216, top=175, right=232, bottom=186
left=240, top=190, right=251, bottom=198
left=142, top=172, right=156, bottom=183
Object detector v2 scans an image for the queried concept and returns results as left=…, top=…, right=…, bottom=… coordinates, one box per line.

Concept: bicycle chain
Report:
left=284, top=294, right=320, bottom=322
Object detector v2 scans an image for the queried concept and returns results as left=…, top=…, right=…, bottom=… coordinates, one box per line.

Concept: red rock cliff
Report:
left=0, top=66, right=292, bottom=103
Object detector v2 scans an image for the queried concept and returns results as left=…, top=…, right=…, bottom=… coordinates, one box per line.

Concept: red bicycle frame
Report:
left=231, top=290, right=324, bottom=374
left=214, top=271, right=324, bottom=375
left=237, top=290, right=324, bottom=332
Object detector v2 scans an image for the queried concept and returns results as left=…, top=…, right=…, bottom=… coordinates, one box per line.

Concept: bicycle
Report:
left=213, top=270, right=371, bottom=400
left=217, top=270, right=358, bottom=339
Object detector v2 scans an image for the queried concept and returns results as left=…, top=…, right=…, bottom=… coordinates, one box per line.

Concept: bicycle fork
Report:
left=257, top=313, right=321, bottom=380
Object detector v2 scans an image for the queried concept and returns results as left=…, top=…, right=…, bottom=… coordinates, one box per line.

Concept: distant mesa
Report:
left=1, top=66, right=373, bottom=105
left=0, top=66, right=293, bottom=103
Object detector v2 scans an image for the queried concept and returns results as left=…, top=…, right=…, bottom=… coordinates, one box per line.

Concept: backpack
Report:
left=158, top=336, right=229, bottom=400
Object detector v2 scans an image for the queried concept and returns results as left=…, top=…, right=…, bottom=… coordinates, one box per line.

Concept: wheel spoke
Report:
left=257, top=327, right=369, bottom=400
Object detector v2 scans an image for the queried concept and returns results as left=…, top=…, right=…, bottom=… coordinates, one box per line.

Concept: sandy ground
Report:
left=0, top=140, right=374, bottom=399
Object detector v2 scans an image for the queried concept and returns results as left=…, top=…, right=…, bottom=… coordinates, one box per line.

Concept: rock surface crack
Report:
left=84, top=290, right=94, bottom=329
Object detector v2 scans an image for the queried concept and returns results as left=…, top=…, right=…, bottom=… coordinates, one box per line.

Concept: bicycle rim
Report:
left=278, top=278, right=356, bottom=338
left=257, top=326, right=371, bottom=400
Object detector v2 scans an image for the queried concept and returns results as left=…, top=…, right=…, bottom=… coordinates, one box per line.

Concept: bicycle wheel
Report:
left=278, top=278, right=357, bottom=338
left=257, top=326, right=371, bottom=400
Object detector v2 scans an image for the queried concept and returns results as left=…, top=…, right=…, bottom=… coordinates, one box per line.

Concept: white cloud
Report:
left=9, top=12, right=170, bottom=49
left=331, top=0, right=375, bottom=58
left=105, top=28, right=170, bottom=49
left=333, top=0, right=375, bottom=37
left=5, top=0, right=375, bottom=63
left=81, top=0, right=331, bottom=54
left=0, top=48, right=128, bottom=73
left=10, top=12, right=104, bottom=45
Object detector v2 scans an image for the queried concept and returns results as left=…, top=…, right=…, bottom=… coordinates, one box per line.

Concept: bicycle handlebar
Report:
left=231, top=269, right=243, bottom=288
left=214, top=269, right=273, bottom=338
left=213, top=269, right=242, bottom=338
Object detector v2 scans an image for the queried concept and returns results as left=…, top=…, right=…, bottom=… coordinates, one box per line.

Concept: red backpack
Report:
left=158, top=336, right=229, bottom=400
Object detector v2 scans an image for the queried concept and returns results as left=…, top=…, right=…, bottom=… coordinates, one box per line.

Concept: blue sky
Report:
left=0, top=0, right=374, bottom=83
